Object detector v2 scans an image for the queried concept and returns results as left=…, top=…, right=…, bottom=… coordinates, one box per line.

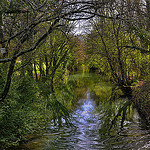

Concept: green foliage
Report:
left=15, top=77, right=37, bottom=104
left=0, top=0, right=149, bottom=148
left=85, top=19, right=150, bottom=82
left=0, top=67, right=79, bottom=148
left=0, top=76, right=53, bottom=149
left=55, top=79, right=77, bottom=110
left=0, top=29, right=79, bottom=149
left=0, top=106, right=36, bottom=148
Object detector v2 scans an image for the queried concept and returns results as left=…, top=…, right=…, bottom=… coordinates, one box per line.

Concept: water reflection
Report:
left=71, top=91, right=102, bottom=149
left=75, top=92, right=95, bottom=123
left=11, top=74, right=150, bottom=150
left=13, top=91, right=150, bottom=150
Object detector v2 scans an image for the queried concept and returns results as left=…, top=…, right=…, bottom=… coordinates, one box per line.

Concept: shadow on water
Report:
left=11, top=73, right=150, bottom=150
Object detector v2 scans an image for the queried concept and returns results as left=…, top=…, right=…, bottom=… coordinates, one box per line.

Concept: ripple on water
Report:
left=12, top=91, right=150, bottom=150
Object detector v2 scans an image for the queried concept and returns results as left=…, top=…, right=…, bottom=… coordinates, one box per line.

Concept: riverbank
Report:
left=3, top=74, right=150, bottom=150
left=133, top=81, right=150, bottom=125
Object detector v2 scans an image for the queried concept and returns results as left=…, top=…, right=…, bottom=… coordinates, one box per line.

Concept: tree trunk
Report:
left=0, top=58, right=16, bottom=102
left=39, top=57, right=45, bottom=80
left=20, top=55, right=25, bottom=77
left=45, top=55, right=49, bottom=76
left=33, top=60, right=38, bottom=81
left=27, top=60, right=33, bottom=78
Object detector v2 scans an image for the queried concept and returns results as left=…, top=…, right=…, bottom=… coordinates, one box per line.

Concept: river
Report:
left=12, top=73, right=150, bottom=150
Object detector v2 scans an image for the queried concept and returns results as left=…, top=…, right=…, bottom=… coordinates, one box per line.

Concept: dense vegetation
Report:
left=0, top=0, right=149, bottom=149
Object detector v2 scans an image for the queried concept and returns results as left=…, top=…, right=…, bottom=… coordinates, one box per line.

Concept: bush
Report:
left=0, top=76, right=53, bottom=149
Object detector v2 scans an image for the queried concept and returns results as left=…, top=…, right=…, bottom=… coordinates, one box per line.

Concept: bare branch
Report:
left=0, top=19, right=59, bottom=63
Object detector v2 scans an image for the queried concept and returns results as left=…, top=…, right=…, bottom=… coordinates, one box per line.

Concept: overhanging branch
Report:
left=0, top=19, right=59, bottom=63
left=119, top=45, right=150, bottom=54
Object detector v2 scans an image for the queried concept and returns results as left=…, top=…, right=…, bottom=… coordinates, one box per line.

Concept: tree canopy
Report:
left=0, top=0, right=149, bottom=149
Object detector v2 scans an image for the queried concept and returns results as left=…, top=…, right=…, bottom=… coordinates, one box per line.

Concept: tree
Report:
left=0, top=0, right=113, bottom=102
left=84, top=0, right=150, bottom=130
left=87, top=12, right=149, bottom=95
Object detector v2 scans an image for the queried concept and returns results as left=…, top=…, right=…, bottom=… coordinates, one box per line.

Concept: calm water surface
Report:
left=12, top=74, right=150, bottom=150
